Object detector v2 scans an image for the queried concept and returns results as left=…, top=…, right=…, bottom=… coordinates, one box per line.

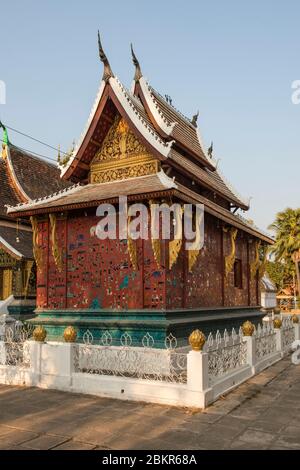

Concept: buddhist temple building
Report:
left=0, top=123, right=68, bottom=319
left=7, top=38, right=274, bottom=343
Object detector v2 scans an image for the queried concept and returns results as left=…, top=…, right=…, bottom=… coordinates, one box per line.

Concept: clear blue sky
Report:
left=0, top=0, right=299, bottom=231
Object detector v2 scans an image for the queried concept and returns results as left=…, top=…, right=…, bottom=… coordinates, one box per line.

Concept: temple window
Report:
left=234, top=259, right=243, bottom=289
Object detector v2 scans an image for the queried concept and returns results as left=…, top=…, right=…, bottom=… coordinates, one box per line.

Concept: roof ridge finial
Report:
left=207, top=141, right=214, bottom=158
left=191, top=110, right=199, bottom=127
left=98, top=31, right=114, bottom=81
left=0, top=120, right=9, bottom=159
left=130, top=43, right=142, bottom=82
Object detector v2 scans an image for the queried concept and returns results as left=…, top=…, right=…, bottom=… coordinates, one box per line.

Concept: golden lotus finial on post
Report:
left=63, top=326, right=77, bottom=343
left=33, top=325, right=47, bottom=342
left=273, top=318, right=282, bottom=329
left=241, top=321, right=255, bottom=337
left=189, top=329, right=206, bottom=351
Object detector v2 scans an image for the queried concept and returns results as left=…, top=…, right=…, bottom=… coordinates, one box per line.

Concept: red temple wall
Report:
left=36, top=212, right=260, bottom=311
left=165, top=215, right=260, bottom=309
left=36, top=213, right=166, bottom=310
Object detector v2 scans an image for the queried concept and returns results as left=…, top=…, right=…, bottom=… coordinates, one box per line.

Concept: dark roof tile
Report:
left=9, top=146, right=71, bottom=200
left=0, top=225, right=33, bottom=259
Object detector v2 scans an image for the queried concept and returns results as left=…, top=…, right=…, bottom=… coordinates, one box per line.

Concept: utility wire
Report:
left=0, top=137, right=58, bottom=163
left=1, top=121, right=69, bottom=155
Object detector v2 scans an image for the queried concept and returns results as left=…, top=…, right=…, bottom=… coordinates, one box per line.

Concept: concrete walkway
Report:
left=0, top=357, right=300, bottom=450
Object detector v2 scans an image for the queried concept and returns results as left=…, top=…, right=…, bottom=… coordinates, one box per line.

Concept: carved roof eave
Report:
left=0, top=235, right=23, bottom=259
left=168, top=154, right=249, bottom=211
left=138, top=76, right=177, bottom=136
left=216, top=166, right=250, bottom=210
left=110, top=77, right=173, bottom=158
left=60, top=77, right=174, bottom=180
left=136, top=78, right=216, bottom=172
left=6, top=171, right=177, bottom=215
left=6, top=145, right=31, bottom=203
left=60, top=79, right=107, bottom=179
left=173, top=184, right=273, bottom=245
left=6, top=183, right=83, bottom=214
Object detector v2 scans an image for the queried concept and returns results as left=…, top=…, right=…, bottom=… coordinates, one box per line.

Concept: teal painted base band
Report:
left=8, top=305, right=35, bottom=322
left=28, top=306, right=264, bottom=349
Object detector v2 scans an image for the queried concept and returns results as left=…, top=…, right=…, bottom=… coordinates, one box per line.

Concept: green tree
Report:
left=268, top=208, right=300, bottom=295
left=266, top=260, right=293, bottom=290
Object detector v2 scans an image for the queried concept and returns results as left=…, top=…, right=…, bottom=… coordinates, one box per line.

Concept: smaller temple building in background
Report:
left=7, top=39, right=274, bottom=343
left=0, top=123, right=68, bottom=319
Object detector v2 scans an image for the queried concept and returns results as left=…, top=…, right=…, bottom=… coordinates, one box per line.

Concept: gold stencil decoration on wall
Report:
left=49, top=213, right=63, bottom=272
left=127, top=214, right=138, bottom=270
left=30, top=216, right=43, bottom=271
left=250, top=240, right=261, bottom=279
left=169, top=206, right=183, bottom=270
left=150, top=200, right=161, bottom=269
left=188, top=211, right=203, bottom=273
left=224, top=227, right=238, bottom=278
left=23, top=260, right=34, bottom=298
left=90, top=115, right=159, bottom=183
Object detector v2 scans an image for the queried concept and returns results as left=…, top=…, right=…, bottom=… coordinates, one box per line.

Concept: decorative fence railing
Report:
left=0, top=316, right=299, bottom=409
left=0, top=325, right=33, bottom=367
left=206, top=328, right=248, bottom=383
left=76, top=330, right=187, bottom=383
left=254, top=323, right=277, bottom=360
left=282, top=317, right=295, bottom=353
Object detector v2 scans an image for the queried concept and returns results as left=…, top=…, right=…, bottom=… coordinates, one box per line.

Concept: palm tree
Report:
left=268, top=208, right=300, bottom=297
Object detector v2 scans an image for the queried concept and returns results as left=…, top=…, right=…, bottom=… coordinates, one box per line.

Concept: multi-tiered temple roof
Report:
left=0, top=127, right=69, bottom=259
left=7, top=38, right=272, bottom=244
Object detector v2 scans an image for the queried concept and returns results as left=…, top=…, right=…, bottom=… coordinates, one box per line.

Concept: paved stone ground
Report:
left=0, top=357, right=300, bottom=450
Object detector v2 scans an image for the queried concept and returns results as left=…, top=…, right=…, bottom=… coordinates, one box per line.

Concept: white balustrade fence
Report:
left=0, top=318, right=299, bottom=409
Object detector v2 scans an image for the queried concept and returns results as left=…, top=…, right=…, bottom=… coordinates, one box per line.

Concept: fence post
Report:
left=274, top=318, right=283, bottom=356
left=293, top=322, right=300, bottom=341
left=0, top=341, right=6, bottom=365
left=241, top=321, right=256, bottom=374
left=28, top=340, right=43, bottom=385
left=243, top=336, right=256, bottom=373
left=187, top=330, right=212, bottom=407
left=187, top=350, right=209, bottom=392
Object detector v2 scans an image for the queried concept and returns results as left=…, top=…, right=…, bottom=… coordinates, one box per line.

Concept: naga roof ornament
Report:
left=130, top=44, right=143, bottom=82
left=191, top=111, right=199, bottom=127
left=98, top=31, right=114, bottom=81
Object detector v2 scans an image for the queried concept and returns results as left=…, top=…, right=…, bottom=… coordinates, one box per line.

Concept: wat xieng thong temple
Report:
left=0, top=123, right=68, bottom=320
left=7, top=37, right=274, bottom=344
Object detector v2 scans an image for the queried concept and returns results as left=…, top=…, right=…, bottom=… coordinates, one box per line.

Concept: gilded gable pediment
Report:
left=90, top=115, right=159, bottom=183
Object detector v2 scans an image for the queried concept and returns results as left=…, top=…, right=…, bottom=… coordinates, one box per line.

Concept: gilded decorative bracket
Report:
left=23, top=260, right=34, bottom=298
left=250, top=240, right=261, bottom=279
left=30, top=216, right=43, bottom=272
left=169, top=206, right=183, bottom=270
left=49, top=213, right=63, bottom=272
left=224, top=227, right=238, bottom=278
left=150, top=200, right=161, bottom=269
left=127, top=214, right=138, bottom=270
left=188, top=212, right=202, bottom=273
